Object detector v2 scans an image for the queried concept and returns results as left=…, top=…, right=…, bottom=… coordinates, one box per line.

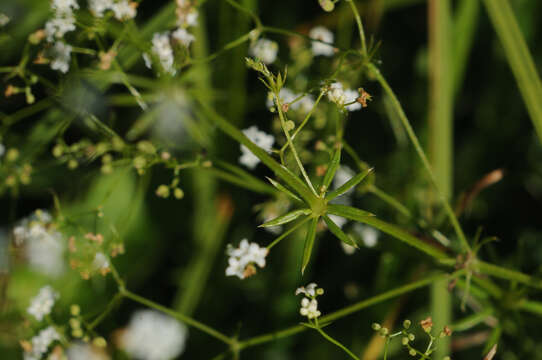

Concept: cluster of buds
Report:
left=69, top=230, right=123, bottom=280
left=2, top=148, right=33, bottom=189
left=372, top=317, right=452, bottom=358
left=52, top=137, right=125, bottom=172
left=295, top=283, right=324, bottom=321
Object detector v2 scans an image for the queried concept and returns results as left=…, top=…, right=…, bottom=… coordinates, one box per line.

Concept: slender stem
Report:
left=368, top=63, right=470, bottom=253
left=276, top=96, right=318, bottom=196
left=88, top=292, right=123, bottom=330
left=346, top=0, right=367, bottom=56
left=315, top=327, right=360, bottom=360
left=123, top=290, right=234, bottom=345
left=224, top=0, right=262, bottom=29
left=367, top=185, right=412, bottom=218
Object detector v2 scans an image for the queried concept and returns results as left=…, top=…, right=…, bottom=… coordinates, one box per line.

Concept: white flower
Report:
left=92, top=252, right=110, bottom=271
left=266, top=87, right=296, bottom=110
left=0, top=143, right=5, bottom=157
left=299, top=297, right=321, bottom=319
left=341, top=242, right=356, bottom=255
left=52, top=0, right=79, bottom=14
left=172, top=28, right=195, bottom=47
left=26, top=226, right=65, bottom=277
left=353, top=223, right=379, bottom=248
left=309, top=26, right=334, bottom=57
left=66, top=342, right=109, bottom=360
left=249, top=38, right=278, bottom=65
left=239, top=126, right=275, bottom=169
left=24, top=326, right=60, bottom=360
left=111, top=0, right=136, bottom=21
left=44, top=15, right=76, bottom=41
left=290, top=94, right=315, bottom=113
left=121, top=309, right=188, bottom=360
left=295, top=283, right=317, bottom=297
left=27, top=286, right=59, bottom=321
left=0, top=13, right=10, bottom=27
left=177, top=8, right=198, bottom=28
left=88, top=0, right=113, bottom=17
left=326, top=83, right=360, bottom=111
left=50, top=41, right=72, bottom=74
left=225, top=239, right=268, bottom=279
left=149, top=32, right=176, bottom=75
left=333, top=165, right=355, bottom=192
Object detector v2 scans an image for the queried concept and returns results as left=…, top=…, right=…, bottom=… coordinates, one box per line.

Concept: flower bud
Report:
left=319, top=0, right=335, bottom=12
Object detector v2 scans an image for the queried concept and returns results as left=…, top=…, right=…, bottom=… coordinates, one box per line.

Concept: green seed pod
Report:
left=319, top=0, right=335, bottom=12
left=371, top=323, right=381, bottom=331
left=403, top=319, right=411, bottom=329
left=409, top=349, right=417, bottom=357
left=402, top=337, right=409, bottom=346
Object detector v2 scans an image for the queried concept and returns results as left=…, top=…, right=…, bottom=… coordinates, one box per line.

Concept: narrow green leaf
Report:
left=327, top=204, right=448, bottom=259
left=259, top=209, right=311, bottom=228
left=301, top=217, right=319, bottom=275
left=326, top=168, right=373, bottom=201
left=323, top=215, right=358, bottom=249
left=476, top=260, right=542, bottom=289
left=483, top=0, right=542, bottom=142
left=321, top=146, right=341, bottom=191
left=266, top=177, right=302, bottom=202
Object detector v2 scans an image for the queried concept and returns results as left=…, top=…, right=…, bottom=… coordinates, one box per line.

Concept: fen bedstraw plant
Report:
left=1, top=0, right=542, bottom=359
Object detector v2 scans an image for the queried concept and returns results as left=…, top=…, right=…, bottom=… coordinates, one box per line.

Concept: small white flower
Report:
left=52, top=0, right=80, bottom=14
left=266, top=87, right=296, bottom=110
left=24, top=326, right=61, bottom=360
left=149, top=32, right=176, bottom=75
left=299, top=297, right=321, bottom=319
left=44, top=16, right=76, bottom=41
left=121, top=309, right=188, bottom=360
left=88, top=0, right=114, bottom=17
left=177, top=8, right=198, bottom=28
left=0, top=13, right=10, bottom=27
left=50, top=41, right=72, bottom=73
left=309, top=26, right=334, bottom=57
left=239, top=126, right=274, bottom=169
left=92, top=252, right=110, bottom=271
left=295, top=282, right=317, bottom=297
left=172, top=28, right=195, bottom=47
left=225, top=239, right=268, bottom=279
left=341, top=242, right=356, bottom=255
left=111, top=0, right=136, bottom=21
left=353, top=223, right=379, bottom=248
left=290, top=94, right=315, bottom=113
left=327, top=83, right=360, bottom=111
left=27, top=286, right=59, bottom=321
left=249, top=38, right=278, bottom=65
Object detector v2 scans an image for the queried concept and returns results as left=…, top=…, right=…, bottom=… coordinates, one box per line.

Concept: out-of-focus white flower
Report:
left=27, top=286, right=59, bottom=321
left=249, top=38, right=278, bottom=65
left=149, top=32, right=176, bottom=75
left=295, top=283, right=317, bottom=297
left=326, top=83, right=361, bottom=111
left=88, top=0, right=113, bottom=17
left=52, top=0, right=80, bottom=14
left=328, top=214, right=347, bottom=229
left=111, top=0, right=136, bottom=21
left=0, top=143, right=5, bottom=157
left=49, top=41, right=72, bottom=74
left=44, top=16, right=76, bottom=41
left=290, top=94, right=315, bottom=113
left=266, top=87, right=296, bottom=110
left=172, top=28, right=195, bottom=47
left=239, top=126, right=274, bottom=169
left=24, top=326, right=61, bottom=360
left=353, top=223, right=379, bottom=248
left=333, top=165, right=355, bottom=192
left=120, top=309, right=188, bottom=360
left=225, top=239, right=268, bottom=279
left=92, top=252, right=110, bottom=272
left=66, top=342, right=110, bottom=360
left=309, top=26, right=334, bottom=57
left=0, top=13, right=10, bottom=27
left=299, top=297, right=321, bottom=319
left=177, top=7, right=198, bottom=28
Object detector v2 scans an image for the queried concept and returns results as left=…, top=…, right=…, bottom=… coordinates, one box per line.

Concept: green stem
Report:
left=367, top=185, right=412, bottom=218
left=88, top=292, right=123, bottom=330
left=123, top=290, right=234, bottom=345
left=315, top=327, right=360, bottom=360
left=346, top=0, right=368, bottom=56
left=368, top=63, right=470, bottom=253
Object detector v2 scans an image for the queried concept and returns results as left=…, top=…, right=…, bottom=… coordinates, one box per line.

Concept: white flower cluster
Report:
left=327, top=82, right=361, bottom=111
left=0, top=13, right=10, bottom=27
left=176, top=0, right=199, bottom=28
left=27, top=285, right=59, bottom=321
left=266, top=87, right=315, bottom=113
left=88, top=0, right=136, bottom=21
left=353, top=223, right=379, bottom=248
left=23, top=326, right=60, bottom=360
left=249, top=38, right=278, bottom=65
left=13, top=210, right=65, bottom=277
left=296, top=283, right=323, bottom=320
left=239, top=126, right=275, bottom=169
left=50, top=42, right=72, bottom=74
left=120, top=309, right=188, bottom=360
left=43, top=0, right=78, bottom=73
left=309, top=26, right=334, bottom=57
left=225, top=239, right=268, bottom=279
